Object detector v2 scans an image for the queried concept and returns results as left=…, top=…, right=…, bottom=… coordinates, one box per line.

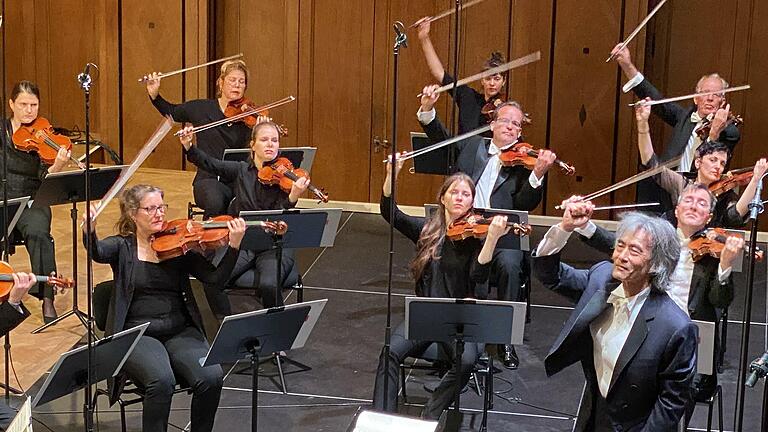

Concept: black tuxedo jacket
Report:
left=580, top=225, right=733, bottom=321
left=421, top=115, right=542, bottom=211
left=534, top=255, right=697, bottom=431
left=632, top=78, right=740, bottom=161
left=0, top=301, right=29, bottom=337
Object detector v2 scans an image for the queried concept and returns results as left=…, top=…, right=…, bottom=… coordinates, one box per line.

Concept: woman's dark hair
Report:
left=115, top=184, right=164, bottom=236
left=483, top=52, right=506, bottom=71
left=410, top=173, right=475, bottom=283
left=695, top=139, right=731, bottom=161
left=10, top=80, right=40, bottom=101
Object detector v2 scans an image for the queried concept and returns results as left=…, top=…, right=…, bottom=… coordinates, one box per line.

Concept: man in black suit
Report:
left=533, top=210, right=697, bottom=431
left=418, top=84, right=557, bottom=368
left=610, top=44, right=740, bottom=211
left=0, top=273, right=37, bottom=431
left=569, top=183, right=744, bottom=424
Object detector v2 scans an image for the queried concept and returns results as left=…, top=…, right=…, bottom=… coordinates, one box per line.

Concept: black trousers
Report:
left=14, top=205, right=56, bottom=300
left=205, top=248, right=297, bottom=317
left=0, top=400, right=15, bottom=431
left=122, top=326, right=223, bottom=432
left=192, top=178, right=233, bottom=219
left=372, top=320, right=479, bottom=419
left=489, top=249, right=526, bottom=302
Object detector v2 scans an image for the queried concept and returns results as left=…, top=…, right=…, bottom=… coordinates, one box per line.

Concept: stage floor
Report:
left=5, top=168, right=768, bottom=431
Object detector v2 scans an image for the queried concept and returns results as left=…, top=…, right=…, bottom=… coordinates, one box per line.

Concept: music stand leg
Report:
left=248, top=348, right=260, bottom=432
left=32, top=202, right=96, bottom=336
left=443, top=333, right=465, bottom=432
left=480, top=354, right=493, bottom=432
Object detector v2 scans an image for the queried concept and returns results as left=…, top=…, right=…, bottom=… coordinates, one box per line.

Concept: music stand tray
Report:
left=0, top=196, right=30, bottom=239
left=424, top=204, right=530, bottom=251
left=223, top=147, right=317, bottom=172
left=30, top=166, right=125, bottom=334
left=31, top=165, right=125, bottom=208
left=32, top=323, right=148, bottom=408
left=404, top=298, right=525, bottom=431
left=202, top=299, right=327, bottom=432
left=238, top=208, right=342, bottom=250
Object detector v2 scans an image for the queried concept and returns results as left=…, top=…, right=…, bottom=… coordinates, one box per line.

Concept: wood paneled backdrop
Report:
left=2, top=0, right=766, bottom=228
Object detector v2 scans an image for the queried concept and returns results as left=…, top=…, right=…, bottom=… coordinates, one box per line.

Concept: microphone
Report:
left=393, top=21, right=408, bottom=48
left=746, top=351, right=768, bottom=387
left=748, top=172, right=766, bottom=220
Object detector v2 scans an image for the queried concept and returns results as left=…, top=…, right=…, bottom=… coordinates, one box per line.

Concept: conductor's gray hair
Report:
left=614, top=212, right=680, bottom=292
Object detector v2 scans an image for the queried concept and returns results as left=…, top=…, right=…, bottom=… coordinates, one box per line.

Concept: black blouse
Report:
left=186, top=145, right=294, bottom=215
left=380, top=194, right=490, bottom=298
left=124, top=259, right=192, bottom=339
left=442, top=72, right=499, bottom=137
left=0, top=119, right=49, bottom=199
left=150, top=95, right=251, bottom=181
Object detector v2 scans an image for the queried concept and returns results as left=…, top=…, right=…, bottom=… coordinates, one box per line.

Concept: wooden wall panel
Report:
left=120, top=0, right=184, bottom=168
left=367, top=0, right=458, bottom=206
left=544, top=0, right=624, bottom=213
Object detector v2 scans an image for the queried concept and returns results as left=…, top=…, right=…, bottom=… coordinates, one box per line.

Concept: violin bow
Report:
left=138, top=53, right=244, bottom=83
left=384, top=124, right=491, bottom=163
left=175, top=96, right=296, bottom=137
left=410, top=0, right=487, bottom=28
left=555, top=156, right=681, bottom=210
left=88, top=117, right=174, bottom=222
left=417, top=51, right=542, bottom=98
left=629, top=85, right=751, bottom=107
left=591, top=202, right=660, bottom=211
left=606, top=0, right=668, bottom=62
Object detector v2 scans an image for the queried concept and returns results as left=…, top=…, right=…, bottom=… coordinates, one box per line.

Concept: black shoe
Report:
left=501, top=344, right=519, bottom=370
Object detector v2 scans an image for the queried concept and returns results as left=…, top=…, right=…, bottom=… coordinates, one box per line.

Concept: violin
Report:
left=446, top=213, right=532, bottom=241
left=12, top=117, right=83, bottom=167
left=258, top=157, right=329, bottom=203
left=0, top=261, right=74, bottom=301
left=696, top=112, right=743, bottom=141
left=688, top=228, right=764, bottom=263
left=151, top=215, right=288, bottom=261
left=225, top=97, right=288, bottom=136
left=708, top=167, right=753, bottom=197
left=480, top=97, right=503, bottom=123
left=499, top=142, right=576, bottom=175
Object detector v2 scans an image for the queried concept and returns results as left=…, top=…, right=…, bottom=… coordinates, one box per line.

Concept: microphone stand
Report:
left=382, top=21, right=407, bottom=412
left=0, top=0, right=22, bottom=400
left=77, top=66, right=96, bottom=432
left=734, top=172, right=766, bottom=431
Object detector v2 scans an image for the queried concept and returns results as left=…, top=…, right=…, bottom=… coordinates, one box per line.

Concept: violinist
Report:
left=610, top=44, right=741, bottom=208
left=418, top=85, right=556, bottom=369
left=0, top=272, right=37, bottom=429
left=373, top=154, right=509, bottom=419
left=82, top=184, right=246, bottom=432
left=144, top=60, right=254, bottom=218
left=1, top=80, right=73, bottom=322
left=569, top=184, right=743, bottom=424
left=635, top=100, right=768, bottom=228
left=416, top=17, right=506, bottom=134
left=179, top=122, right=309, bottom=312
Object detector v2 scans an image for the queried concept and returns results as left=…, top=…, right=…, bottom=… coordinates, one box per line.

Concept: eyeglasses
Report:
left=138, top=204, right=169, bottom=215
left=495, top=117, right=522, bottom=128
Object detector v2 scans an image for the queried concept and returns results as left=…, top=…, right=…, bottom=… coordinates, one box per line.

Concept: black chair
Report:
left=399, top=343, right=484, bottom=404
left=91, top=280, right=193, bottom=432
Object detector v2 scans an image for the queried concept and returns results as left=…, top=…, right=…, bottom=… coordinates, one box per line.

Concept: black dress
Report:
left=373, top=194, right=490, bottom=418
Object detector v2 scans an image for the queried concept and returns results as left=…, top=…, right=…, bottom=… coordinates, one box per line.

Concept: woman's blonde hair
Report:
left=115, top=184, right=164, bottom=236
left=216, top=59, right=250, bottom=98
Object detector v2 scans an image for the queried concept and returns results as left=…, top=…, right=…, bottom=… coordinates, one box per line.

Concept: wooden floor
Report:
left=0, top=167, right=196, bottom=391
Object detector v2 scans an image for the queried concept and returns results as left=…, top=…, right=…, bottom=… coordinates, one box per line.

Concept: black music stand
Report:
left=30, top=165, right=125, bottom=333
left=202, top=299, right=327, bottom=432
left=223, top=147, right=316, bottom=171
left=237, top=208, right=341, bottom=391
left=31, top=322, right=147, bottom=407
left=409, top=132, right=454, bottom=176
left=405, top=298, right=525, bottom=432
